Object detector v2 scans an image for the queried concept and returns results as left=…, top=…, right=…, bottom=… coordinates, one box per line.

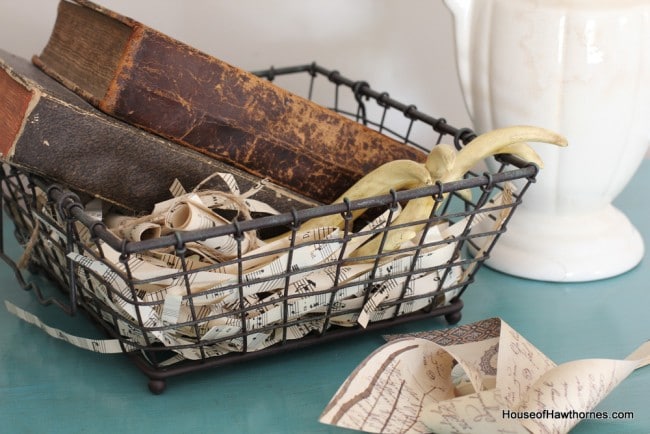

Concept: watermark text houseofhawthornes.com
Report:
left=502, top=409, right=635, bottom=421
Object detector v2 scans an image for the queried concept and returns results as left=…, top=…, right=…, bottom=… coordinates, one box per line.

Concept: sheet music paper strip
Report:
left=4, top=300, right=133, bottom=354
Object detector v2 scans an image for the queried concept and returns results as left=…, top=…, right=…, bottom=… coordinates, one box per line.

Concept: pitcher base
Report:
left=475, top=205, right=644, bottom=282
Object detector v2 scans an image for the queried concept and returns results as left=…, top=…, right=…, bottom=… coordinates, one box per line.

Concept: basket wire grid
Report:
left=0, top=63, right=539, bottom=393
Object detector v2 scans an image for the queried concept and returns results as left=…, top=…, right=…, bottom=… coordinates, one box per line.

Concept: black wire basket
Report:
left=0, top=63, right=539, bottom=394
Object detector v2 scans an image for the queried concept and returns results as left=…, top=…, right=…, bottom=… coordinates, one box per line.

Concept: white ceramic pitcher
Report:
left=444, top=0, right=650, bottom=281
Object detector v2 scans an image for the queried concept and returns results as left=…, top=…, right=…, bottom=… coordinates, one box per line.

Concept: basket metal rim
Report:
left=38, top=158, right=536, bottom=256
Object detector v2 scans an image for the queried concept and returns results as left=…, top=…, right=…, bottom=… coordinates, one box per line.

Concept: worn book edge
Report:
left=4, top=52, right=321, bottom=213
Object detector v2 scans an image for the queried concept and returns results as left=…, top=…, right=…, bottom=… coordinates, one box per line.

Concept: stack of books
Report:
left=1, top=0, right=426, bottom=215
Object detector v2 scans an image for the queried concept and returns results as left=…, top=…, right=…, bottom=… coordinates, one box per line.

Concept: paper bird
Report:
left=320, top=317, right=650, bottom=434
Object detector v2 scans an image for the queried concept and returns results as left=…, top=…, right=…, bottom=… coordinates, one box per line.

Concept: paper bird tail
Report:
left=625, top=340, right=650, bottom=368
left=515, top=343, right=650, bottom=434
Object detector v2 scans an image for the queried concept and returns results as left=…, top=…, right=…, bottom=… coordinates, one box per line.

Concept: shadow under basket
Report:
left=0, top=63, right=539, bottom=394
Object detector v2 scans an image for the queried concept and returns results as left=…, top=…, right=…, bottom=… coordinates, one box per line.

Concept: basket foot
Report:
left=148, top=379, right=167, bottom=395
left=444, top=310, right=462, bottom=325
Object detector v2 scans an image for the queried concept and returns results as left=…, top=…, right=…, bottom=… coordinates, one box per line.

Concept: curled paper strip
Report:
left=104, top=214, right=162, bottom=241
left=106, top=174, right=277, bottom=255
left=164, top=194, right=250, bottom=257
left=320, top=318, right=650, bottom=434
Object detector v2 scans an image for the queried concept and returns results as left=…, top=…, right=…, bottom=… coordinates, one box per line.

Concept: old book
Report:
left=33, top=0, right=428, bottom=204
left=0, top=50, right=318, bottom=214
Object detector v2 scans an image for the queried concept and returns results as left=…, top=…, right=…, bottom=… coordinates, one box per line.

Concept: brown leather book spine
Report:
left=34, top=0, right=427, bottom=203
left=1, top=51, right=317, bottom=214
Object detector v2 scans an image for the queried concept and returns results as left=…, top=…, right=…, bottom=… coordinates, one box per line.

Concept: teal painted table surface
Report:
left=1, top=161, right=649, bottom=434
